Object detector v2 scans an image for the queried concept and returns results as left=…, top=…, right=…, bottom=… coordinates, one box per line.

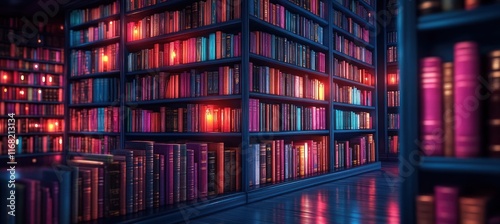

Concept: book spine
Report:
left=420, top=57, right=443, bottom=156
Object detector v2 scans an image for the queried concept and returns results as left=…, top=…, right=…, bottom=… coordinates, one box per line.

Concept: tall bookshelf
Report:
left=377, top=0, right=399, bottom=161
left=0, top=17, right=65, bottom=164
left=399, top=0, right=500, bottom=223
left=59, top=0, right=381, bottom=223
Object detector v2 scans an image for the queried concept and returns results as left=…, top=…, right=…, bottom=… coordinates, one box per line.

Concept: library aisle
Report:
left=188, top=162, right=399, bottom=224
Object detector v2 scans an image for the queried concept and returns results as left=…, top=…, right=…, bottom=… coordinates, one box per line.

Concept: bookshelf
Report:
left=0, top=16, right=65, bottom=159
left=376, top=0, right=399, bottom=161
left=2, top=0, right=381, bottom=223
left=399, top=0, right=500, bottom=223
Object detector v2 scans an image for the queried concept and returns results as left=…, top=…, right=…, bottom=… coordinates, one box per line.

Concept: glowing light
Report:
left=206, top=109, right=213, bottom=132
left=171, top=51, right=176, bottom=60
left=15, top=139, right=18, bottom=145
left=55, top=122, right=58, bottom=126
left=25, top=106, right=29, bottom=111
left=48, top=123, right=54, bottom=131
left=34, top=64, right=38, bottom=69
left=60, top=25, right=64, bottom=30
left=102, top=55, right=109, bottom=62
left=48, top=76, right=52, bottom=83
left=38, top=39, right=42, bottom=43
left=59, top=139, right=63, bottom=144
left=109, top=21, right=113, bottom=25
left=35, top=123, right=39, bottom=128
left=3, top=88, right=7, bottom=93
left=2, top=75, right=6, bottom=80
left=38, top=89, right=42, bottom=94
left=32, top=158, right=37, bottom=163
left=20, top=75, right=24, bottom=81
left=20, top=90, right=24, bottom=95
left=42, top=76, right=46, bottom=82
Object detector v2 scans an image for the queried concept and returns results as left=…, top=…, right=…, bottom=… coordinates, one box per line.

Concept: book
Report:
left=442, top=62, right=454, bottom=157
left=416, top=194, right=434, bottom=224
left=435, top=185, right=459, bottom=224
left=420, top=57, right=443, bottom=156
left=335, top=110, right=372, bottom=130
left=332, top=82, right=372, bottom=105
left=489, top=50, right=500, bottom=157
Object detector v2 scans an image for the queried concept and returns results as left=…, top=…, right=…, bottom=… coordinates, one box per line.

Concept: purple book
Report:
left=421, top=57, right=443, bottom=156
left=454, top=41, right=481, bottom=158
left=153, top=143, right=174, bottom=205
left=187, top=149, right=195, bottom=201
left=435, top=185, right=459, bottom=224
left=187, top=143, right=208, bottom=199
left=159, top=154, right=165, bottom=206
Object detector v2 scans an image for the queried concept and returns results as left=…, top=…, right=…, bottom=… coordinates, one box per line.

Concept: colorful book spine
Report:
left=68, top=136, right=119, bottom=154
left=420, top=57, right=443, bottom=156
left=442, top=62, right=454, bottom=157
left=332, top=82, right=372, bottom=105
left=0, top=71, right=62, bottom=86
left=69, top=43, right=120, bottom=76
left=0, top=103, right=64, bottom=115
left=489, top=50, right=500, bottom=157
left=69, top=107, right=120, bottom=132
left=387, top=90, right=400, bottom=107
left=334, top=33, right=373, bottom=64
left=454, top=42, right=480, bottom=158
left=70, top=19, right=120, bottom=46
left=70, top=77, right=120, bottom=104
left=334, top=134, right=375, bottom=169
left=335, top=110, right=372, bottom=130
left=0, top=87, right=63, bottom=102
left=333, top=10, right=370, bottom=43
left=334, top=58, right=374, bottom=85
left=69, top=1, right=120, bottom=26
left=434, top=185, right=459, bottom=224
left=286, top=0, right=326, bottom=18
left=416, top=195, right=434, bottom=224
left=0, top=59, right=64, bottom=73
left=334, top=0, right=374, bottom=24
left=388, top=113, right=400, bottom=129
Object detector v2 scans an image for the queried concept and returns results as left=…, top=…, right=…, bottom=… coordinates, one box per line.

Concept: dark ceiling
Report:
left=0, top=0, right=68, bottom=19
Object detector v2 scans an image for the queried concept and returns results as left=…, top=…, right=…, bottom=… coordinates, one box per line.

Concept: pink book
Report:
left=186, top=143, right=208, bottom=199
left=420, top=57, right=443, bottom=156
left=435, top=185, right=459, bottom=224
left=454, top=41, right=480, bottom=158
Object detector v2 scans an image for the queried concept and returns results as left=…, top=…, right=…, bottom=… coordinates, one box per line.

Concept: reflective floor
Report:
left=186, top=163, right=400, bottom=224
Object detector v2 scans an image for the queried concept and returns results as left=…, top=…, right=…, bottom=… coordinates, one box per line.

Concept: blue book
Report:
left=297, top=107, right=302, bottom=131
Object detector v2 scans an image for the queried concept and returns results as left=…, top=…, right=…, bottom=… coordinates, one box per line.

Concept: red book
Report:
left=454, top=42, right=480, bottom=158
left=435, top=185, right=459, bottom=224
left=420, top=57, right=443, bottom=156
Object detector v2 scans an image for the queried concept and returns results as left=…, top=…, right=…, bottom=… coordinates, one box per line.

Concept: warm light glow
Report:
left=48, top=123, right=55, bottom=131
left=60, top=25, right=64, bottom=30
left=35, top=124, right=39, bottom=128
left=171, top=51, right=177, bottom=60
left=25, top=106, right=29, bottom=111
left=37, top=39, right=41, bottom=43
left=48, top=76, right=52, bottom=83
left=20, top=75, right=24, bottom=81
left=38, top=89, right=42, bottom=94
left=15, top=139, right=18, bottom=145
left=2, top=75, right=6, bottom=80
left=103, top=55, right=109, bottom=62
left=34, top=64, right=38, bottom=69
left=391, top=77, right=395, bottom=83
left=206, top=109, right=213, bottom=132
left=42, top=76, right=46, bottom=82
left=3, top=88, right=7, bottom=93
left=55, top=122, right=58, bottom=126
left=109, top=21, right=113, bottom=25
left=19, top=90, right=24, bottom=95
left=32, top=158, right=37, bottom=163
left=319, top=83, right=325, bottom=101
left=59, top=139, right=63, bottom=144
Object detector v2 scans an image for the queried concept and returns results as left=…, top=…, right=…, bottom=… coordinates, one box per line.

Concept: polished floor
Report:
left=185, top=163, right=400, bottom=224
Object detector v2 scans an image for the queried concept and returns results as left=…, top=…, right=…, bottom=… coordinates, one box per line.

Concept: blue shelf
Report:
left=388, top=106, right=399, bottom=110
left=331, top=76, right=375, bottom=89
left=250, top=92, right=328, bottom=105
left=334, top=129, right=376, bottom=134
left=68, top=102, right=120, bottom=108
left=419, top=157, right=500, bottom=175
left=332, top=25, right=374, bottom=50
left=249, top=53, right=328, bottom=78
left=126, top=95, right=242, bottom=106
left=418, top=4, right=500, bottom=31
left=249, top=130, right=329, bottom=137
left=332, top=50, right=375, bottom=69
left=126, top=20, right=242, bottom=51
left=387, top=129, right=399, bottom=132
left=387, top=42, right=398, bottom=47
left=69, top=14, right=121, bottom=30
left=276, top=0, right=329, bottom=26
left=69, top=71, right=121, bottom=80
left=68, top=132, right=120, bottom=136
left=333, top=102, right=375, bottom=110
left=0, top=83, right=62, bottom=89
left=332, top=1, right=375, bottom=30
left=126, top=57, right=242, bottom=76
left=69, top=36, right=120, bottom=50
left=248, top=162, right=380, bottom=203
left=126, top=132, right=242, bottom=138
left=249, top=16, right=328, bottom=52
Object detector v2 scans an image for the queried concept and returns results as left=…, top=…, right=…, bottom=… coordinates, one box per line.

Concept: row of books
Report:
left=0, top=103, right=64, bottom=116
left=127, top=32, right=242, bottom=71
left=250, top=63, right=326, bottom=100
left=287, top=0, right=326, bottom=18
left=421, top=42, right=500, bottom=158
left=0, top=135, right=63, bottom=155
left=332, top=82, right=373, bottom=106
left=0, top=18, right=63, bottom=33
left=0, top=87, right=63, bottom=102
left=335, top=33, right=373, bottom=65
left=387, top=71, right=399, bottom=85
left=126, top=105, right=241, bottom=133
left=387, top=31, right=397, bottom=44
left=333, top=10, right=370, bottom=43
left=250, top=0, right=325, bottom=44
left=0, top=118, right=63, bottom=133
left=0, top=71, right=61, bottom=86
left=334, top=0, right=374, bottom=25
left=126, top=0, right=166, bottom=11
left=0, top=59, right=64, bottom=73
left=0, top=30, right=65, bottom=48
left=0, top=43, right=64, bottom=63
left=69, top=0, right=120, bottom=26
left=69, top=20, right=120, bottom=46
left=70, top=43, right=120, bottom=76
left=68, top=135, right=119, bottom=154
left=388, top=113, right=400, bottom=129
left=334, top=110, right=372, bottom=130
left=69, top=107, right=120, bottom=133
left=416, top=186, right=500, bottom=224
left=387, top=90, right=400, bottom=107
left=250, top=31, right=326, bottom=73
left=125, top=65, right=240, bottom=101
left=249, top=99, right=327, bottom=132
left=387, top=135, right=399, bottom=154
left=70, top=77, right=120, bottom=104
left=248, top=137, right=329, bottom=186
left=127, top=0, right=241, bottom=41
left=50, top=141, right=241, bottom=222
left=334, top=134, right=376, bottom=169
left=387, top=46, right=398, bottom=62
left=334, top=58, right=375, bottom=86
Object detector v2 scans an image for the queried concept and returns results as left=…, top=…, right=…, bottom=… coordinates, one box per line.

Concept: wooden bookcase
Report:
left=61, top=0, right=382, bottom=223
left=399, top=1, right=500, bottom=223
